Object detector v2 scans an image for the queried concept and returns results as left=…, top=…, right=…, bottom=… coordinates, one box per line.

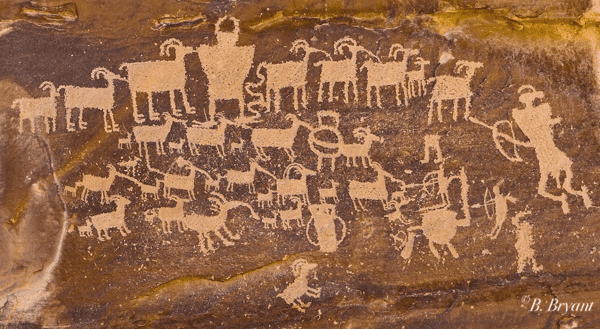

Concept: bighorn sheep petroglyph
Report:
left=360, top=44, right=419, bottom=107
left=222, top=159, right=275, bottom=193
left=276, top=163, right=316, bottom=205
left=59, top=67, right=124, bottom=133
left=406, top=57, right=430, bottom=99
left=245, top=39, right=327, bottom=112
left=75, top=164, right=118, bottom=204
left=13, top=81, right=58, bottom=133
left=88, top=195, right=131, bottom=241
left=428, top=60, right=483, bottom=124
left=315, top=37, right=376, bottom=103
left=338, top=127, right=383, bottom=167
left=186, top=114, right=232, bottom=158
left=246, top=113, right=310, bottom=160
left=145, top=196, right=186, bottom=233
left=132, top=112, right=182, bottom=158
left=120, top=38, right=195, bottom=123
left=348, top=162, right=398, bottom=210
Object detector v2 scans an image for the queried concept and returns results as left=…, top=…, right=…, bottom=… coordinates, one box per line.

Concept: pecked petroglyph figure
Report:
left=315, top=37, right=376, bottom=103
left=348, top=162, right=401, bottom=211
left=470, top=85, right=591, bottom=214
left=13, top=81, right=58, bottom=134
left=133, top=112, right=185, bottom=159
left=186, top=114, right=234, bottom=158
left=120, top=38, right=196, bottom=123
left=60, top=67, right=125, bottom=133
left=393, top=167, right=471, bottom=260
left=277, top=259, right=321, bottom=313
left=361, top=44, right=418, bottom=107
left=75, top=164, right=119, bottom=204
left=196, top=16, right=255, bottom=121
left=486, top=181, right=517, bottom=240
left=87, top=195, right=131, bottom=241
left=306, top=204, right=347, bottom=253
left=421, top=134, right=443, bottom=164
left=245, top=113, right=312, bottom=161
left=428, top=60, right=483, bottom=124
left=245, top=39, right=328, bottom=112
left=512, top=211, right=543, bottom=273
left=338, top=127, right=384, bottom=168
left=221, top=158, right=276, bottom=194
left=179, top=194, right=257, bottom=254
left=407, top=56, right=431, bottom=99
left=276, top=163, right=316, bottom=205
left=144, top=196, right=187, bottom=234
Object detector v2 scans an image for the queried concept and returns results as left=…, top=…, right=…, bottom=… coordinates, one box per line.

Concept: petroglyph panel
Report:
left=3, top=1, right=600, bottom=327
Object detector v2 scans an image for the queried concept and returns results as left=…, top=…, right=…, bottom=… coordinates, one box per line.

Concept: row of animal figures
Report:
left=116, top=111, right=384, bottom=169
left=13, top=15, right=484, bottom=135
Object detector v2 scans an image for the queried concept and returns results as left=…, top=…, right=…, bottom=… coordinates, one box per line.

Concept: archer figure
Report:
left=470, top=85, right=591, bottom=214
left=487, top=181, right=517, bottom=239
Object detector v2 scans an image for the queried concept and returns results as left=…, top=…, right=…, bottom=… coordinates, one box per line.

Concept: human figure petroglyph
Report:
left=394, top=167, right=470, bottom=259
left=318, top=180, right=339, bottom=204
left=196, top=16, right=255, bottom=121
left=179, top=194, right=257, bottom=253
left=420, top=164, right=455, bottom=208
left=13, top=81, right=58, bottom=133
left=246, top=113, right=311, bottom=160
left=306, top=204, right=347, bottom=252
left=511, top=211, right=543, bottom=273
left=276, top=163, right=316, bottom=205
left=186, top=114, right=232, bottom=158
left=470, top=85, right=591, bottom=214
left=222, top=159, right=276, bottom=193
left=428, top=60, right=483, bottom=124
left=339, top=127, right=383, bottom=167
left=88, top=195, right=131, bottom=241
left=120, top=38, right=195, bottom=123
left=407, top=57, right=430, bottom=99
left=348, top=162, right=401, bottom=211
left=513, top=86, right=591, bottom=213
left=421, top=134, right=443, bottom=164
left=75, top=164, right=118, bottom=204
left=278, top=196, right=305, bottom=230
left=487, top=181, right=517, bottom=240
left=60, top=67, right=124, bottom=133
left=315, top=37, right=377, bottom=103
left=385, top=187, right=412, bottom=225
left=245, top=39, right=327, bottom=112
left=277, top=259, right=321, bottom=313
left=421, top=167, right=471, bottom=219
left=361, top=44, right=419, bottom=107
left=133, top=112, right=183, bottom=159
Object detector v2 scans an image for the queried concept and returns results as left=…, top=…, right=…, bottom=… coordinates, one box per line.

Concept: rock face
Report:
left=2, top=0, right=600, bottom=328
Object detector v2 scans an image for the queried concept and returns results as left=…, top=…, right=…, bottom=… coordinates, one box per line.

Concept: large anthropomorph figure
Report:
left=511, top=85, right=591, bottom=213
